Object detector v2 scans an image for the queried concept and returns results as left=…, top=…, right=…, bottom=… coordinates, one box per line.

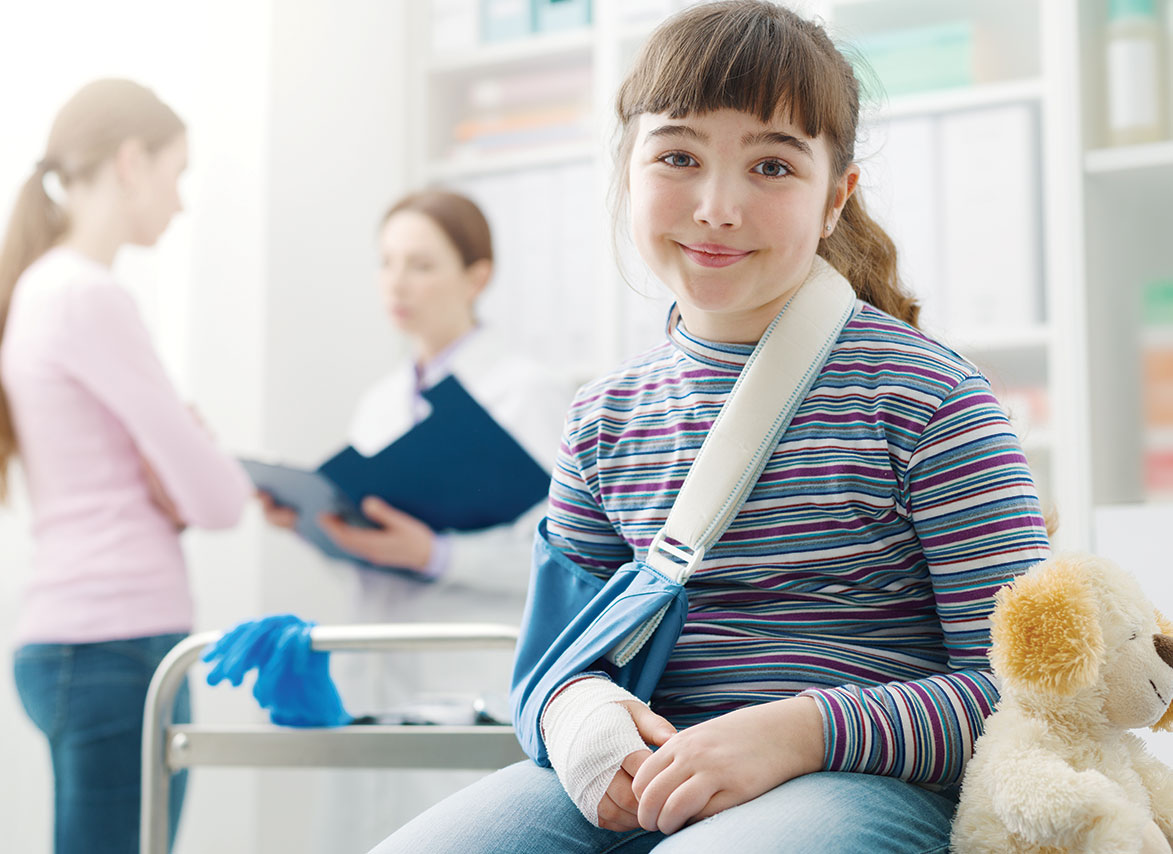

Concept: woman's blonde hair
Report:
left=0, top=79, right=184, bottom=501
left=613, top=0, right=918, bottom=326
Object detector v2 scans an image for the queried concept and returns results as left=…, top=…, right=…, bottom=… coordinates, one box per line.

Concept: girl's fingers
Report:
left=622, top=700, right=676, bottom=746
left=630, top=741, right=673, bottom=799
left=686, top=789, right=742, bottom=826
left=635, top=757, right=691, bottom=832
left=620, top=747, right=652, bottom=780
left=604, top=765, right=640, bottom=815
left=655, top=776, right=716, bottom=835
left=596, top=791, right=640, bottom=832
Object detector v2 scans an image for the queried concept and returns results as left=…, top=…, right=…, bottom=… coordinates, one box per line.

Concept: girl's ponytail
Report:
left=0, top=167, right=68, bottom=500
left=818, top=191, right=919, bottom=327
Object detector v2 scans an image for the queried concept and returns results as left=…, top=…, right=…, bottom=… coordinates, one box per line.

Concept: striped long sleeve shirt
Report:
left=545, top=301, right=1051, bottom=787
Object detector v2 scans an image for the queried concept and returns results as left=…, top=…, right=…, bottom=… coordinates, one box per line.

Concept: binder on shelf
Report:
left=481, top=0, right=533, bottom=42
left=864, top=115, right=946, bottom=331
left=1142, top=278, right=1173, bottom=499
left=534, top=0, right=591, bottom=33
left=449, top=63, right=593, bottom=158
left=939, top=103, right=1042, bottom=332
left=242, top=375, right=552, bottom=569
left=853, top=21, right=974, bottom=98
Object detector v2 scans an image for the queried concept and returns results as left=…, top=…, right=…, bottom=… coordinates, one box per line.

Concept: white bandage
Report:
left=541, top=676, right=650, bottom=826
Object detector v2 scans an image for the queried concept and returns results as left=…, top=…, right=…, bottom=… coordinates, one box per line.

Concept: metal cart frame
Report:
left=140, top=623, right=525, bottom=854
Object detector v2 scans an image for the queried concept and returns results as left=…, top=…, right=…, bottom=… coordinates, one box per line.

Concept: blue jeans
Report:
left=368, top=760, right=959, bottom=853
left=14, top=634, right=191, bottom=854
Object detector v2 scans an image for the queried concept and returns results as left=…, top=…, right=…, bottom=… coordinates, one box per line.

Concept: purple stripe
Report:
left=905, top=682, right=948, bottom=779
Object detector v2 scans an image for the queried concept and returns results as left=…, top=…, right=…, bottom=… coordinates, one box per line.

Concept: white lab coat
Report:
left=315, top=328, right=573, bottom=850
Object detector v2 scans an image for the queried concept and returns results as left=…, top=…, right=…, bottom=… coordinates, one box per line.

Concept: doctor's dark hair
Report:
left=0, top=78, right=184, bottom=502
left=381, top=190, right=493, bottom=268
left=613, top=0, right=918, bottom=326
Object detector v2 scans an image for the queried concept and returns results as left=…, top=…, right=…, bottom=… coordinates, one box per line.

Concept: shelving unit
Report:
left=1086, top=139, right=1173, bottom=173
left=426, top=142, right=595, bottom=181
left=400, top=0, right=1173, bottom=550
left=1075, top=0, right=1173, bottom=516
left=425, top=27, right=593, bottom=72
left=830, top=0, right=1084, bottom=530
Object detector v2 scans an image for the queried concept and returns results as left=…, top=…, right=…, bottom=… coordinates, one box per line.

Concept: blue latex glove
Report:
left=204, top=614, right=301, bottom=687
left=202, top=614, right=352, bottom=728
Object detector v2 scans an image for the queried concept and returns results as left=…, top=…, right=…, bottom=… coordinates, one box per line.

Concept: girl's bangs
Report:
left=621, top=8, right=840, bottom=141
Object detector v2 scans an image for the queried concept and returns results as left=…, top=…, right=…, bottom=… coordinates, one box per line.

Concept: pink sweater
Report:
left=1, top=247, right=252, bottom=644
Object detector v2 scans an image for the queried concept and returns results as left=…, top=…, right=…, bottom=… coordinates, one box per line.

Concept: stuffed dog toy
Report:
left=951, top=554, right=1173, bottom=854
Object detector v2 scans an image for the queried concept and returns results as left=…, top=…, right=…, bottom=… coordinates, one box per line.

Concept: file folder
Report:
left=243, top=375, right=552, bottom=568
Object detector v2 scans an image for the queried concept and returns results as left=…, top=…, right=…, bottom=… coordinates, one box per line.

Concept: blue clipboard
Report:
left=243, top=375, right=552, bottom=568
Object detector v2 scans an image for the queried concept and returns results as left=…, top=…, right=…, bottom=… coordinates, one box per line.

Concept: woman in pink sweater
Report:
left=0, top=79, right=252, bottom=854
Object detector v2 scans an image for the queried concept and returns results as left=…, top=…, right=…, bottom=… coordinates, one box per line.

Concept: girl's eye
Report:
left=753, top=159, right=791, bottom=178
left=660, top=152, right=697, bottom=168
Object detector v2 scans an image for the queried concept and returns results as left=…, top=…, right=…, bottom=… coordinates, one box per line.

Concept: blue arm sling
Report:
left=510, top=258, right=858, bottom=765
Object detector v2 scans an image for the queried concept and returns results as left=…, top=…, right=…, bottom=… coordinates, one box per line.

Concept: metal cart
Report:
left=140, top=623, right=526, bottom=854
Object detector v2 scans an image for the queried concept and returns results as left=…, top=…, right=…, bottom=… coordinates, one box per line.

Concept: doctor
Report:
left=261, top=189, right=571, bottom=843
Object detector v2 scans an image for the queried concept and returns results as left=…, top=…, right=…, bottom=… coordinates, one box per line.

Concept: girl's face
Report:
left=125, top=132, right=187, bottom=247
left=628, top=108, right=858, bottom=343
left=377, top=210, right=486, bottom=347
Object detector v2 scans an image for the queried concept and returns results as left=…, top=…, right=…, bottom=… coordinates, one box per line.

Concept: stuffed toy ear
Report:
left=1153, top=609, right=1173, bottom=732
left=989, top=559, right=1105, bottom=695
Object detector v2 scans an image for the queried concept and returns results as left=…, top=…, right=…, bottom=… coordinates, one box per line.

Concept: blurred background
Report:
left=1, top=0, right=1172, bottom=851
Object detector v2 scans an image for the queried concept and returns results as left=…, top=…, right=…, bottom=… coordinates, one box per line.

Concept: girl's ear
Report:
left=113, top=137, right=147, bottom=188
left=824, top=164, right=860, bottom=234
left=833, top=165, right=860, bottom=213
left=989, top=557, right=1105, bottom=696
left=1152, top=609, right=1173, bottom=732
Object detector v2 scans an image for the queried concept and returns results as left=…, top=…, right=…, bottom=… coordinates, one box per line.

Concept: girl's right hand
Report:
left=596, top=701, right=676, bottom=832
left=258, top=490, right=298, bottom=529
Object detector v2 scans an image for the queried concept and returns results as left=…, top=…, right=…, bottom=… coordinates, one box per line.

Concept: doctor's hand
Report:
left=630, top=695, right=824, bottom=835
left=258, top=491, right=298, bottom=530
left=318, top=496, right=435, bottom=573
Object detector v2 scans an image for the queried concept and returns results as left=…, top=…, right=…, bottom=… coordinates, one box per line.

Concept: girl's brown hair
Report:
left=613, top=0, right=918, bottom=326
left=382, top=190, right=493, bottom=268
left=0, top=79, right=184, bottom=501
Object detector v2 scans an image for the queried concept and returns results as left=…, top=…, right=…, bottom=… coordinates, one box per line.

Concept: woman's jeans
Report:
left=369, top=759, right=960, bottom=854
left=14, top=634, right=191, bottom=854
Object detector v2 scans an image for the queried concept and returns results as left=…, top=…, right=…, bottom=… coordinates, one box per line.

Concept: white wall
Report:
left=0, top=2, right=408, bottom=852
left=252, top=1, right=408, bottom=850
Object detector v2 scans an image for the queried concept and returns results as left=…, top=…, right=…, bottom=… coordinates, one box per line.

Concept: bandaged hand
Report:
left=541, top=676, right=676, bottom=829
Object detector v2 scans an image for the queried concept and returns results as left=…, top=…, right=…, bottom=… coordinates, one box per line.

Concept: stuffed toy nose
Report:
left=1154, top=634, right=1173, bottom=668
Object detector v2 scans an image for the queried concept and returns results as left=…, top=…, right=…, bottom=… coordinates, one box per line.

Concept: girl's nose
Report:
left=693, top=175, right=741, bottom=230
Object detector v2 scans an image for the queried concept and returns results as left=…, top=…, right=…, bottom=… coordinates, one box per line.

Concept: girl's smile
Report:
left=678, top=242, right=754, bottom=268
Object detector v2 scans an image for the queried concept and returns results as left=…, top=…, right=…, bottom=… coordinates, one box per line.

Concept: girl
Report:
left=259, top=190, right=570, bottom=845
left=0, top=79, right=252, bottom=853
left=369, top=3, right=1050, bottom=852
